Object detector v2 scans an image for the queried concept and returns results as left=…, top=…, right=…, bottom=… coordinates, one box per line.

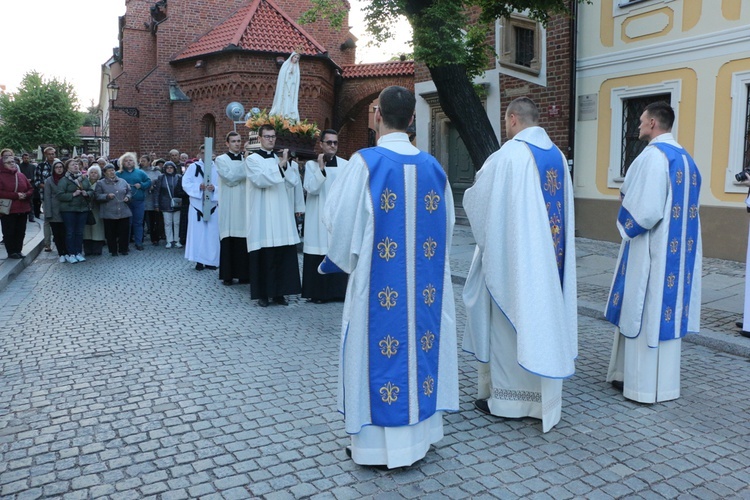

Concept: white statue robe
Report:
left=244, top=150, right=300, bottom=251
left=462, top=126, right=578, bottom=433
left=269, top=52, right=300, bottom=120
left=182, top=160, right=220, bottom=266
left=321, top=133, right=458, bottom=468
left=214, top=153, right=247, bottom=239
left=286, top=161, right=305, bottom=217
left=604, top=133, right=702, bottom=403
left=303, top=156, right=348, bottom=255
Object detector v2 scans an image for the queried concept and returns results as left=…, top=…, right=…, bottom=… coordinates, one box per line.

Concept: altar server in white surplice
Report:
left=183, top=146, right=220, bottom=270
left=302, top=130, right=349, bottom=303
left=462, top=97, right=577, bottom=433
left=245, top=124, right=302, bottom=307
left=320, top=86, right=458, bottom=469
left=214, top=131, right=250, bottom=286
left=605, top=101, right=702, bottom=404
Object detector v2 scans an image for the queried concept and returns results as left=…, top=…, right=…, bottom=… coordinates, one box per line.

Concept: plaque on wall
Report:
left=578, top=94, right=598, bottom=121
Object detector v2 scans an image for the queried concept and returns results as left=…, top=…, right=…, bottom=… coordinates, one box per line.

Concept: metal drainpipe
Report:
left=567, top=0, right=578, bottom=178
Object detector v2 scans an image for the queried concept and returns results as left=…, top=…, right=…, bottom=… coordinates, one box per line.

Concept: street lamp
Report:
left=107, top=82, right=140, bottom=118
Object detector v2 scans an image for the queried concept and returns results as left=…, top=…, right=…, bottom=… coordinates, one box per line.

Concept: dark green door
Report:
left=447, top=123, right=474, bottom=206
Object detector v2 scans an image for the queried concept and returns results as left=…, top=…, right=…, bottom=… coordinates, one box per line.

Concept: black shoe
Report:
left=474, top=399, right=492, bottom=415
left=258, top=297, right=269, bottom=307
left=111, top=253, right=118, bottom=257
left=135, top=245, right=144, bottom=251
left=736, top=321, right=744, bottom=329
left=740, top=330, right=750, bottom=339
left=274, top=296, right=288, bottom=306
left=121, top=251, right=129, bottom=256
left=344, top=446, right=390, bottom=470
left=611, top=380, right=624, bottom=392
left=206, top=265, right=217, bottom=270
left=312, top=299, right=325, bottom=304
left=195, top=263, right=205, bottom=271
left=223, top=280, right=233, bottom=286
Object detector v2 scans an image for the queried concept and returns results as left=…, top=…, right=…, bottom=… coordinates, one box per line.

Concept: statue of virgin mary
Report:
left=269, top=52, right=300, bottom=120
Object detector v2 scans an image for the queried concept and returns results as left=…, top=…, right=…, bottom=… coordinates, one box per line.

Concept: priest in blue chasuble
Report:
left=462, top=97, right=578, bottom=433
left=320, top=86, right=458, bottom=469
left=605, top=101, right=702, bottom=404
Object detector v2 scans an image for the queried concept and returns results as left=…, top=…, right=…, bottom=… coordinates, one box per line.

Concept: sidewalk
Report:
left=3, top=221, right=749, bottom=358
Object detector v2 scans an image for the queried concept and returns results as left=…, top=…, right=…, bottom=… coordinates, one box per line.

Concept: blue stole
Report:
left=516, top=140, right=567, bottom=285
left=605, top=143, right=701, bottom=340
left=358, top=146, right=448, bottom=427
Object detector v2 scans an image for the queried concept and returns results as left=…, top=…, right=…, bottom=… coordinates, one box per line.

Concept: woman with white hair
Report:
left=83, top=165, right=105, bottom=255
left=95, top=163, right=132, bottom=256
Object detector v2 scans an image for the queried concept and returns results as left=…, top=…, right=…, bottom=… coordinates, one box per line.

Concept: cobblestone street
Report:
left=1, top=233, right=750, bottom=498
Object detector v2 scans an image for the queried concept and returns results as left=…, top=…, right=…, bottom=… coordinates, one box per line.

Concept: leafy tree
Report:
left=0, top=71, right=82, bottom=153
left=81, top=103, right=101, bottom=128
left=302, top=0, right=578, bottom=170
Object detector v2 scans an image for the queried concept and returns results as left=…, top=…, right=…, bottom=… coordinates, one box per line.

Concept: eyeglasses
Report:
left=322, top=140, right=338, bottom=146
left=262, top=135, right=277, bottom=139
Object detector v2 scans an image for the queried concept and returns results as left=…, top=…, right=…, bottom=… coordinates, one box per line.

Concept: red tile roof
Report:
left=78, top=126, right=98, bottom=137
left=174, top=0, right=326, bottom=61
left=341, top=61, right=415, bottom=79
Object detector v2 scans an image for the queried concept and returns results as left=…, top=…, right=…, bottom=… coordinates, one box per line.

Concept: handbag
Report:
left=85, top=210, right=96, bottom=225
left=166, top=176, right=181, bottom=208
left=0, top=173, right=19, bottom=216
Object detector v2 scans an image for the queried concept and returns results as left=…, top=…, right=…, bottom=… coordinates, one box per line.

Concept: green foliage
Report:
left=298, top=0, right=348, bottom=30
left=301, top=0, right=577, bottom=79
left=0, top=71, right=82, bottom=152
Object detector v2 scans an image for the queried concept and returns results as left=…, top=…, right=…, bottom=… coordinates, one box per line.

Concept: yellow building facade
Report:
left=574, top=0, right=750, bottom=260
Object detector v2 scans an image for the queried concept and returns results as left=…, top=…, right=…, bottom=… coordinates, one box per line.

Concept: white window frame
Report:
left=725, top=71, right=750, bottom=193
left=608, top=80, right=681, bottom=188
left=614, top=0, right=674, bottom=15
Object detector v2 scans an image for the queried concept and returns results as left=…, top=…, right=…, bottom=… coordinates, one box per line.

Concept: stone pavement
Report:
left=1, top=226, right=750, bottom=498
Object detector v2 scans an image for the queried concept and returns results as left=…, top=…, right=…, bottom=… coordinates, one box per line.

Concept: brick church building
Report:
left=106, top=0, right=414, bottom=159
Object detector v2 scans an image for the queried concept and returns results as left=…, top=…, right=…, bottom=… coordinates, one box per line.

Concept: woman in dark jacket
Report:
left=43, top=159, right=68, bottom=262
left=57, top=158, right=94, bottom=263
left=0, top=149, right=34, bottom=259
left=95, top=164, right=132, bottom=256
left=156, top=161, right=183, bottom=248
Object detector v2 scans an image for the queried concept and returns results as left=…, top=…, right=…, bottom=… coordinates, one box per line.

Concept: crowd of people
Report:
left=0, top=88, right=702, bottom=472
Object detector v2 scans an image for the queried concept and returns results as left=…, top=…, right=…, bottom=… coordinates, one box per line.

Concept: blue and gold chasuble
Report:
left=605, top=143, right=701, bottom=341
left=356, top=147, right=448, bottom=427
left=516, top=140, right=567, bottom=286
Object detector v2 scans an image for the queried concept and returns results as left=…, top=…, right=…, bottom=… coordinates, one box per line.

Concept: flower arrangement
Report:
left=245, top=109, right=320, bottom=139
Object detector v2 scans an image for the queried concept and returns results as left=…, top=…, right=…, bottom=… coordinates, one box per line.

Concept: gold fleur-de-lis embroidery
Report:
left=676, top=170, right=683, bottom=185
left=687, top=237, right=694, bottom=253
left=544, top=169, right=561, bottom=196
left=666, top=273, right=676, bottom=289
left=686, top=272, right=691, bottom=285
left=380, top=382, right=399, bottom=405
left=689, top=205, right=698, bottom=219
left=670, top=238, right=679, bottom=254
left=424, top=190, right=440, bottom=213
left=625, top=219, right=634, bottom=230
left=380, top=188, right=396, bottom=212
left=664, top=307, right=673, bottom=322
left=672, top=205, right=681, bottom=219
left=423, top=375, right=435, bottom=397
left=378, top=286, right=398, bottom=310
left=692, top=172, right=697, bottom=186
left=377, top=237, right=398, bottom=262
left=423, top=237, right=437, bottom=259
left=379, top=334, right=399, bottom=358
left=421, top=330, right=435, bottom=352
left=423, top=284, right=436, bottom=306
left=612, top=292, right=620, bottom=306
left=620, top=261, right=626, bottom=276
left=684, top=305, right=689, bottom=318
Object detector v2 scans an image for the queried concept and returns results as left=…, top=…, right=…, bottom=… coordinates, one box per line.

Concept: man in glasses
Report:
left=244, top=124, right=301, bottom=307
left=320, top=86, right=458, bottom=469
left=301, top=129, right=349, bottom=304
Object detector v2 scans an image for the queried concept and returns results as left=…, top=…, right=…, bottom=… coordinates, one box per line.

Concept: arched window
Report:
left=201, top=114, right=216, bottom=140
